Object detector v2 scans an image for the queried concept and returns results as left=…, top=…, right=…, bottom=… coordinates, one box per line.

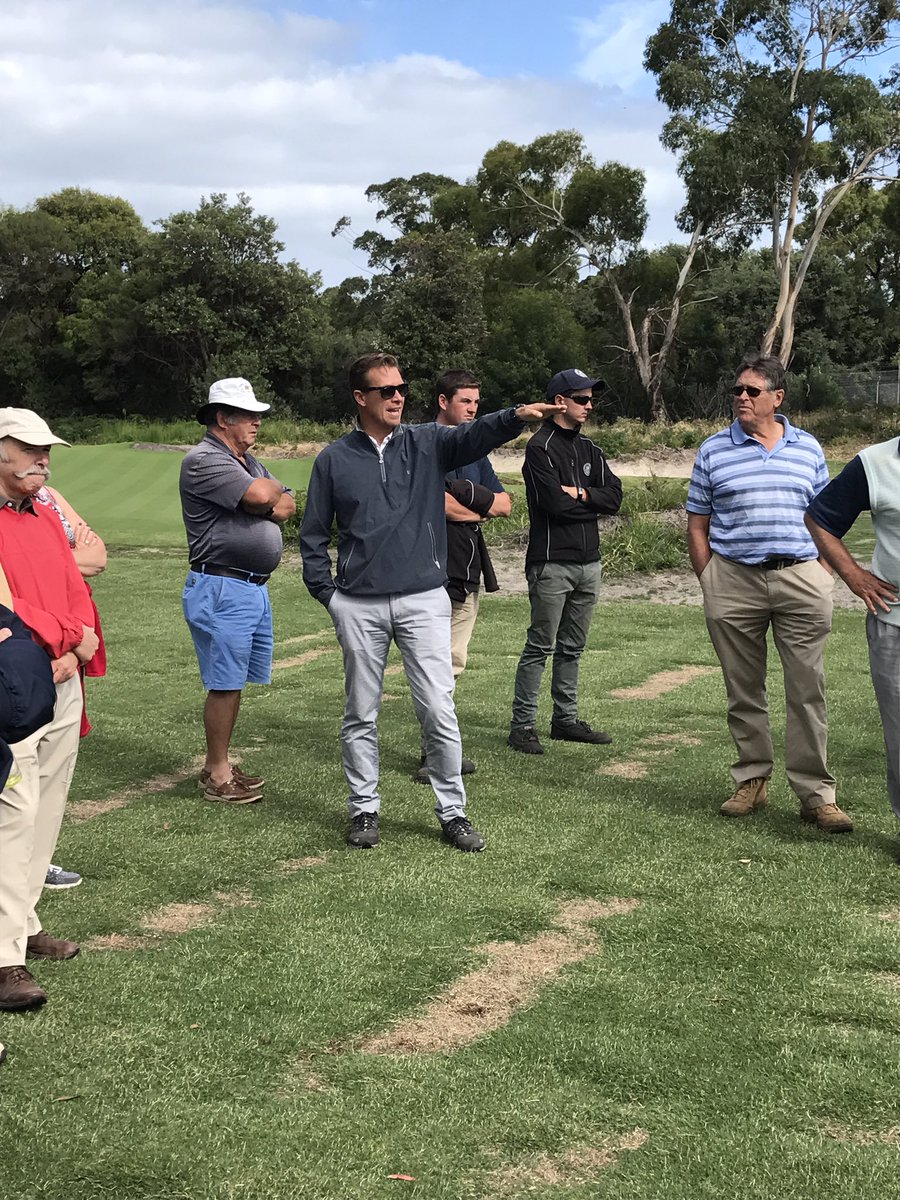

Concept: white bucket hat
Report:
left=197, top=378, right=270, bottom=422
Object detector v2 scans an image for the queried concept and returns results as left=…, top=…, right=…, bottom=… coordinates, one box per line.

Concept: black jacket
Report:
left=444, top=477, right=499, bottom=602
left=523, top=421, right=622, bottom=568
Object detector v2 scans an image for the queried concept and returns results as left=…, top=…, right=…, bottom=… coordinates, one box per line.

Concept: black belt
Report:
left=743, top=557, right=806, bottom=571
left=190, top=562, right=270, bottom=585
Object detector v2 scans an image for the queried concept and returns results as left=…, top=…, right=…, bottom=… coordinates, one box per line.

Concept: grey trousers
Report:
left=866, top=614, right=900, bottom=818
left=701, top=554, right=836, bottom=808
left=511, top=559, right=602, bottom=730
left=328, top=586, right=466, bottom=821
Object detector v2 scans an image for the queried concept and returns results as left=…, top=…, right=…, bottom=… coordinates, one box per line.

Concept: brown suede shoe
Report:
left=801, top=802, right=854, bottom=833
left=719, top=777, right=769, bottom=817
left=26, top=931, right=80, bottom=960
left=0, top=965, right=47, bottom=1010
left=198, top=767, right=265, bottom=792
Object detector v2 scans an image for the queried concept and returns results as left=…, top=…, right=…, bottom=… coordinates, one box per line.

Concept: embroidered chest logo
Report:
left=583, top=463, right=591, bottom=476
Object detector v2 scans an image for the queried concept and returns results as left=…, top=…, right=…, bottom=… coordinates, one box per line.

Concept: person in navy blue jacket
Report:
left=301, top=352, right=563, bottom=853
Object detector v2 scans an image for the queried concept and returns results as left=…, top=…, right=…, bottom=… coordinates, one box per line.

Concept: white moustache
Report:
left=15, top=467, right=50, bottom=481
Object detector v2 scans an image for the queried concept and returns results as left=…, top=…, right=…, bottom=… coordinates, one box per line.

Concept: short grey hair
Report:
left=735, top=355, right=785, bottom=393
left=0, top=438, right=11, bottom=463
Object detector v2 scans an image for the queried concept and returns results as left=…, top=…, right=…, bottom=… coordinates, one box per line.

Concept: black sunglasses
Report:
left=362, top=383, right=410, bottom=399
left=731, top=385, right=766, bottom=398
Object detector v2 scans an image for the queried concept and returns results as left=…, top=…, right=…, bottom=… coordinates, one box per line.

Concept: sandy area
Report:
left=489, top=447, right=697, bottom=479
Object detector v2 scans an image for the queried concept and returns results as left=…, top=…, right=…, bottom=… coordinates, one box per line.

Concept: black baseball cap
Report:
left=546, top=368, right=606, bottom=401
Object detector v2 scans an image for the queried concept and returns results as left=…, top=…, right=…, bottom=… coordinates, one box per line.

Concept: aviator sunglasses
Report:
left=731, top=384, right=767, bottom=398
left=361, top=383, right=410, bottom=399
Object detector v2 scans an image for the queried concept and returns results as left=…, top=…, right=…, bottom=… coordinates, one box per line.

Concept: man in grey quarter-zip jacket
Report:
left=508, top=368, right=623, bottom=756
left=300, top=351, right=565, bottom=852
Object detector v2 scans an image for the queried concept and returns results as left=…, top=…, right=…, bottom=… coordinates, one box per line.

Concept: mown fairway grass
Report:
left=2, top=447, right=899, bottom=1199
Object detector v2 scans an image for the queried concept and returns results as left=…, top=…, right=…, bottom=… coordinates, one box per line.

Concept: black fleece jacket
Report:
left=523, top=420, right=622, bottom=568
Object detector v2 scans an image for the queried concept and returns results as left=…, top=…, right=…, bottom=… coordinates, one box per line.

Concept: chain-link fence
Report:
left=834, top=367, right=900, bottom=408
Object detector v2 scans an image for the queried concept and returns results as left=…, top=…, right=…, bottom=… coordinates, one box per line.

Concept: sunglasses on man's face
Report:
left=362, top=383, right=410, bottom=400
left=731, top=384, right=766, bottom=398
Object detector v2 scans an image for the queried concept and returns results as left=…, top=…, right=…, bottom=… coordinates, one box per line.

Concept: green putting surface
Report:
left=48, top=444, right=313, bottom=548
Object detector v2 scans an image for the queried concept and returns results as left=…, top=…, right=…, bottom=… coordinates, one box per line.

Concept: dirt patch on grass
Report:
left=879, top=908, right=900, bottom=922
left=486, top=1129, right=648, bottom=1193
left=273, top=648, right=335, bottom=670
left=141, top=901, right=217, bottom=936
left=610, top=665, right=718, bottom=701
left=83, top=932, right=156, bottom=952
left=384, top=664, right=404, bottom=677
left=597, top=761, right=650, bottom=779
left=643, top=732, right=703, bottom=747
left=279, top=856, right=327, bottom=872
left=823, top=1123, right=900, bottom=1146
left=871, top=971, right=900, bottom=991
left=361, top=897, right=639, bottom=1055
left=277, top=632, right=332, bottom=648
left=67, top=755, right=206, bottom=823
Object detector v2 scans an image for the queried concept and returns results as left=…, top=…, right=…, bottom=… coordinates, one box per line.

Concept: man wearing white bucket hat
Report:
left=180, top=378, right=295, bottom=804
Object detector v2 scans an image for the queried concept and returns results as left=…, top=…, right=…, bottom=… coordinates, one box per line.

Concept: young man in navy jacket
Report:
left=301, top=352, right=563, bottom=852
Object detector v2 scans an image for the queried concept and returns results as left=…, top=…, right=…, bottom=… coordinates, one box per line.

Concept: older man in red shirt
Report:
left=0, top=409, right=99, bottom=1011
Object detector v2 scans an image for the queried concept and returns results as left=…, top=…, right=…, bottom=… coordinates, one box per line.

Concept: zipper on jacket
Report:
left=427, top=522, right=440, bottom=570
left=338, top=544, right=355, bottom=585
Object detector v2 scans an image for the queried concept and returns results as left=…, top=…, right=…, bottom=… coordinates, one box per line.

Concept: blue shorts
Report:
left=183, top=572, right=274, bottom=691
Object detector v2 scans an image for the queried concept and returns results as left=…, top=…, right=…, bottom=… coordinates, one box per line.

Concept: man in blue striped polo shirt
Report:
left=686, top=355, right=852, bottom=832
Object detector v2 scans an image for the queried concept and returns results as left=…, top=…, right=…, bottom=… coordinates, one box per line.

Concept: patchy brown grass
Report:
left=823, top=1123, right=900, bottom=1146
left=486, top=1129, right=648, bottom=1193
left=361, top=897, right=639, bottom=1055
left=871, top=972, right=900, bottom=991
left=597, top=762, right=650, bottom=779
left=879, top=907, right=900, bottom=922
left=610, top=665, right=717, bottom=701
left=141, top=902, right=217, bottom=936
left=273, top=648, right=335, bottom=671
left=277, top=632, right=331, bottom=647
left=384, top=664, right=404, bottom=677
left=643, top=732, right=703, bottom=747
left=278, top=856, right=327, bottom=873
left=83, top=933, right=156, bottom=952
left=67, top=755, right=206, bottom=823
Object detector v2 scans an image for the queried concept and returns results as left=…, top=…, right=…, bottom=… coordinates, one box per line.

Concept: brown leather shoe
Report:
left=26, top=931, right=80, bottom=960
left=801, top=802, right=853, bottom=833
left=198, top=767, right=265, bottom=792
left=202, top=776, right=262, bottom=804
left=0, top=965, right=47, bottom=1010
left=719, top=777, right=769, bottom=817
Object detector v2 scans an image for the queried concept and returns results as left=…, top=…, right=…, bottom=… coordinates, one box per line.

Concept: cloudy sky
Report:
left=0, top=0, right=678, bottom=285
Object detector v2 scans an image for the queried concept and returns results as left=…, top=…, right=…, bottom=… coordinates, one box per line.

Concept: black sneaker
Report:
left=550, top=719, right=612, bottom=745
left=347, top=812, right=380, bottom=849
left=507, top=726, right=544, bottom=755
left=440, top=815, right=485, bottom=852
left=414, top=756, right=476, bottom=784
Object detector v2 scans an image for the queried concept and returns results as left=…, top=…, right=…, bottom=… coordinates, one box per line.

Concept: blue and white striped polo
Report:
left=687, top=415, right=828, bottom=564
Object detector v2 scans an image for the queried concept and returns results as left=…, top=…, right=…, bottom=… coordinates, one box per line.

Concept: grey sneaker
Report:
left=347, top=812, right=380, bottom=849
left=44, top=864, right=82, bottom=890
left=440, top=815, right=486, bottom=852
left=507, top=726, right=544, bottom=755
left=414, top=755, right=476, bottom=784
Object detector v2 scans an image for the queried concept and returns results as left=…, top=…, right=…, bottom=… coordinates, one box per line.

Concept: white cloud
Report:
left=0, top=0, right=683, bottom=284
left=573, top=1, right=670, bottom=92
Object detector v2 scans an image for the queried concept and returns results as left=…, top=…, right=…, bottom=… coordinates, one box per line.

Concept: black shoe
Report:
left=507, top=726, right=544, bottom=755
left=347, top=812, right=380, bottom=849
left=440, top=815, right=485, bottom=852
left=414, top=756, right=476, bottom=784
left=550, top=719, right=612, bottom=745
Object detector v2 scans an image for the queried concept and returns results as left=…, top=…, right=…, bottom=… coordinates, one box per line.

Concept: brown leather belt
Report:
left=190, top=562, right=270, bottom=585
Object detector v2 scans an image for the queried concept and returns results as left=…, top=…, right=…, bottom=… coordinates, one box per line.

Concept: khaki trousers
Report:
left=450, top=590, right=480, bottom=678
left=0, top=674, right=83, bottom=966
left=700, top=554, right=835, bottom=808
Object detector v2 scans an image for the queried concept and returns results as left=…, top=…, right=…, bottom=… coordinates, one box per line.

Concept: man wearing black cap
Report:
left=180, top=378, right=296, bottom=804
left=508, top=369, right=623, bottom=755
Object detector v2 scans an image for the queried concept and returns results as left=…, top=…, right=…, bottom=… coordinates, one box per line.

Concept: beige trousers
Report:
left=700, top=554, right=835, bottom=808
left=0, top=674, right=83, bottom=966
left=450, top=590, right=480, bottom=678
